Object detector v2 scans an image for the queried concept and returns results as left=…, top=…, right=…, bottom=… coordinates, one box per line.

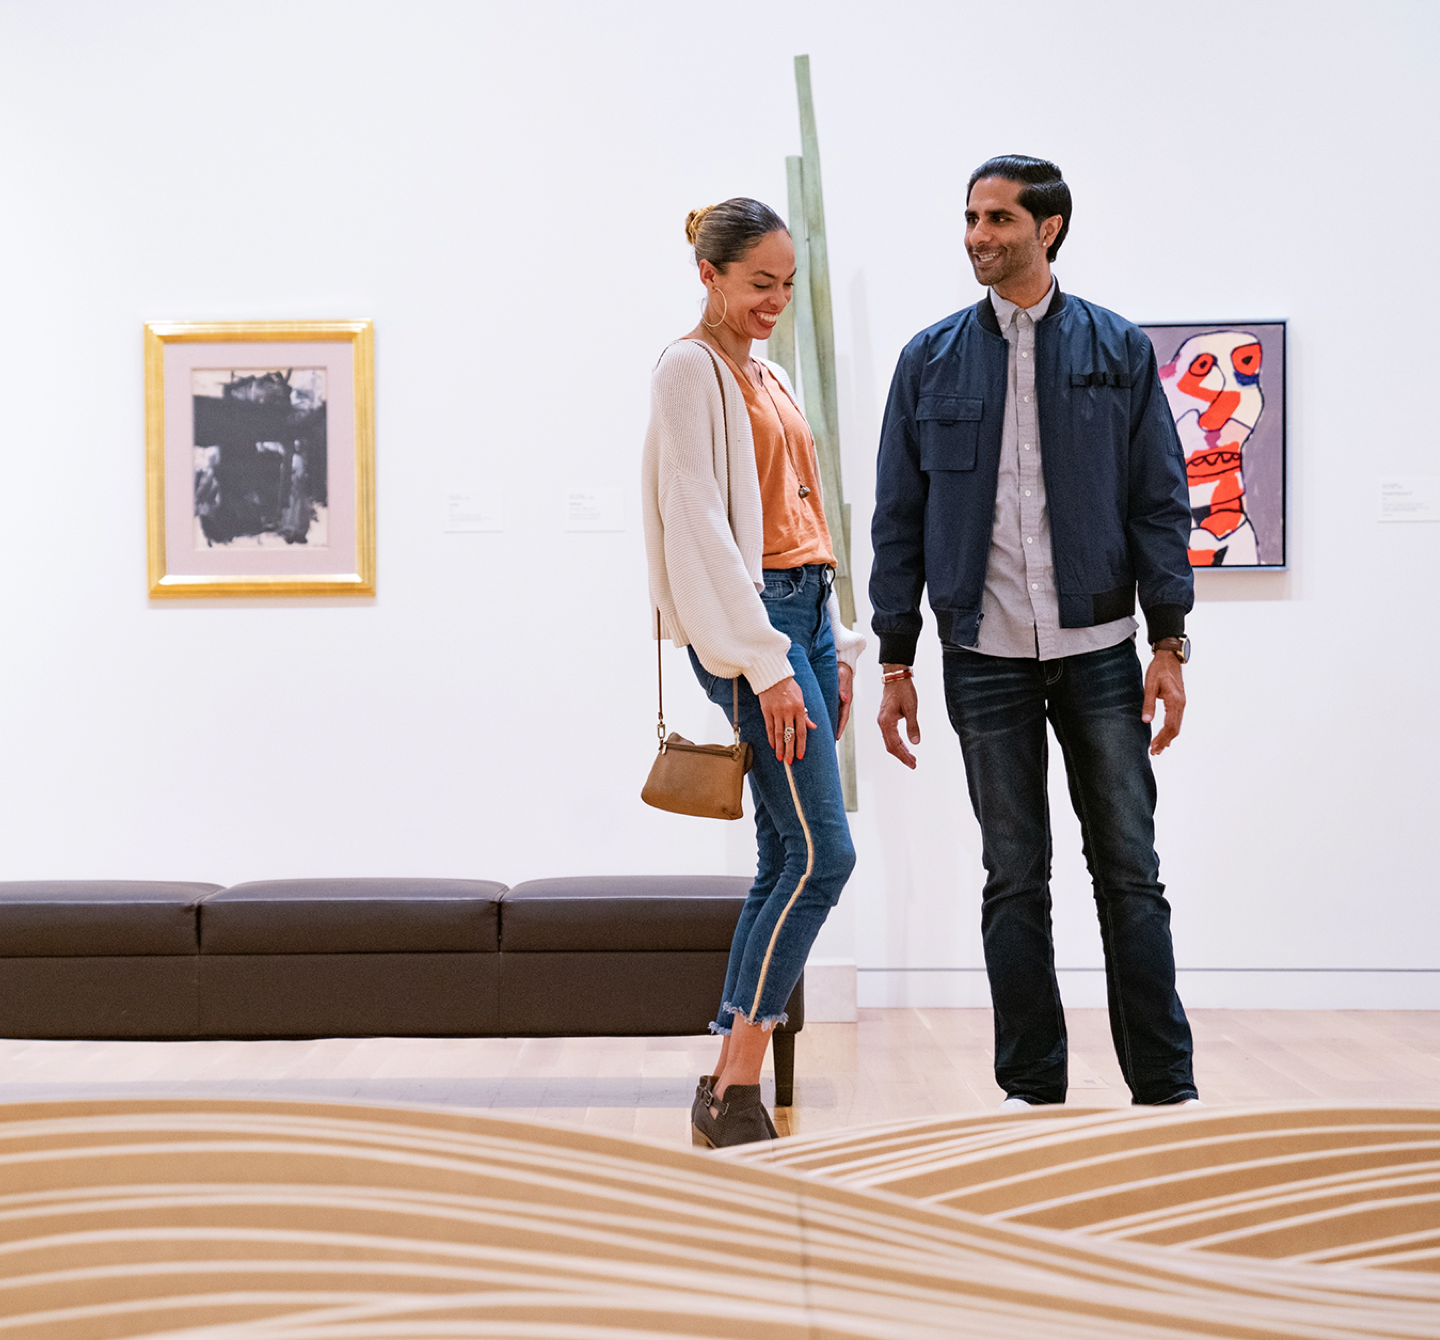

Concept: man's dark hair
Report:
left=967, top=155, right=1071, bottom=262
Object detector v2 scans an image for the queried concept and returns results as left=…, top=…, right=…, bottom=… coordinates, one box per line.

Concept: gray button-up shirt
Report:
left=975, top=280, right=1138, bottom=660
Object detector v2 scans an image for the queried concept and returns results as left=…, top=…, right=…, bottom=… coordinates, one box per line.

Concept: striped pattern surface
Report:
left=0, top=1098, right=1433, bottom=1338
left=733, top=1104, right=1440, bottom=1269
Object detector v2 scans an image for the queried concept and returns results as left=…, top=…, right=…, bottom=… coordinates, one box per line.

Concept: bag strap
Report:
left=654, top=615, right=741, bottom=748
left=655, top=341, right=742, bottom=748
left=655, top=606, right=666, bottom=745
left=693, top=339, right=734, bottom=526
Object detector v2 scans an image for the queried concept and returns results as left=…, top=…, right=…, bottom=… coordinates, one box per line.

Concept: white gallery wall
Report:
left=0, top=0, right=1435, bottom=1009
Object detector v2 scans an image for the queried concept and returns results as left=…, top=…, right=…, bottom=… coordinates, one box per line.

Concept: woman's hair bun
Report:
left=684, top=198, right=788, bottom=271
left=684, top=206, right=714, bottom=246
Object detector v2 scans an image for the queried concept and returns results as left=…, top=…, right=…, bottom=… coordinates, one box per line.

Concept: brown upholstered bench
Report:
left=0, top=881, right=221, bottom=1037
left=499, top=877, right=802, bottom=1105
left=198, top=878, right=507, bottom=1037
left=0, top=875, right=804, bottom=1106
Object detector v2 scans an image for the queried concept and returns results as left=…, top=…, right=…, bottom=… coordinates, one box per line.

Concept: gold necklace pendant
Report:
left=757, top=371, right=813, bottom=502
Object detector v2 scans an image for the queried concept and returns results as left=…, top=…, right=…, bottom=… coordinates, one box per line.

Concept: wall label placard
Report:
left=445, top=491, right=504, bottom=533
left=1378, top=477, right=1440, bottom=522
left=565, top=487, right=624, bottom=532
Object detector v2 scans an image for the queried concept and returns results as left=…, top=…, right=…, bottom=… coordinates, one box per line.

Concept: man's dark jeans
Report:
left=941, top=637, right=1197, bottom=1106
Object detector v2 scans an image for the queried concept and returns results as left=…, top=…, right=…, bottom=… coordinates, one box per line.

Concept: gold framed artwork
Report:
left=144, top=320, right=375, bottom=597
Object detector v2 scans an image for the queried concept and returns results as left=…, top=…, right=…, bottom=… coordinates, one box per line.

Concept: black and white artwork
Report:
left=192, top=368, right=328, bottom=548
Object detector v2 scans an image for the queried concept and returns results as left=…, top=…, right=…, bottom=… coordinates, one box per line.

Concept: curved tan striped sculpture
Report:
left=731, top=1103, right=1440, bottom=1271
left=0, top=1099, right=1432, bottom=1338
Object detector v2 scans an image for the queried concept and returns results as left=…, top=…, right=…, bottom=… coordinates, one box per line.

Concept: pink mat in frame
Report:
left=144, top=321, right=375, bottom=597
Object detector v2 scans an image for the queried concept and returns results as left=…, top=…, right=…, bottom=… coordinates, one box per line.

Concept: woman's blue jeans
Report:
left=689, top=565, right=855, bottom=1032
left=941, top=638, right=1197, bottom=1106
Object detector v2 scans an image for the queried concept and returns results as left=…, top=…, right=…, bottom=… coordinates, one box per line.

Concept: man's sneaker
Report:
left=998, top=1096, right=1035, bottom=1112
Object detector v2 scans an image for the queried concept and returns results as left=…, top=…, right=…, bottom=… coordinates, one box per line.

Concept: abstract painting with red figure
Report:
left=1145, top=322, right=1287, bottom=569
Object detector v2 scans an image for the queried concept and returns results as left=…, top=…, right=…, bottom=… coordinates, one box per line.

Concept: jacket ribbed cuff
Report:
left=744, top=647, right=798, bottom=695
left=1142, top=603, right=1187, bottom=644
left=876, top=631, right=919, bottom=666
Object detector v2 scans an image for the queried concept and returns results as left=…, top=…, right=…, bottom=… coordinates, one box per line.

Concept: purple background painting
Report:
left=1142, top=321, right=1286, bottom=568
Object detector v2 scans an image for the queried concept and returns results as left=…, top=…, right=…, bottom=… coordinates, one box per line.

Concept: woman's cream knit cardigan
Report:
left=642, top=338, right=866, bottom=694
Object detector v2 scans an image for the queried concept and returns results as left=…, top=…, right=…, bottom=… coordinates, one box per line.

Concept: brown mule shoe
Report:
left=691, top=1083, right=777, bottom=1149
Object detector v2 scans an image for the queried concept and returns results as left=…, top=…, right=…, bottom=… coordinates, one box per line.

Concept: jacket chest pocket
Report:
left=1069, top=370, right=1130, bottom=426
left=917, top=394, right=983, bottom=471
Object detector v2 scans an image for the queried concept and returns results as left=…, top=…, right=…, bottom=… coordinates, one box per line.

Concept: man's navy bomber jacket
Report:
left=869, top=287, right=1194, bottom=665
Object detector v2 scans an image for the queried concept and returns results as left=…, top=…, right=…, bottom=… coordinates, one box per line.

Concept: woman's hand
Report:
left=757, top=676, right=816, bottom=765
left=836, top=662, right=854, bottom=740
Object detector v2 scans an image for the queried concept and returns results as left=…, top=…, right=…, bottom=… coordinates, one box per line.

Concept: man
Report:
left=869, top=155, right=1199, bottom=1108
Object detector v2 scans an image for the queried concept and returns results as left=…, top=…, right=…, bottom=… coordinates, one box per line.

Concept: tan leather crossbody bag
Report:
left=640, top=343, right=754, bottom=820
left=640, top=622, right=753, bottom=820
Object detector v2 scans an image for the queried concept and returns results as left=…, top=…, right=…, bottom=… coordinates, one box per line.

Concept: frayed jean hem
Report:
left=717, top=1001, right=789, bottom=1032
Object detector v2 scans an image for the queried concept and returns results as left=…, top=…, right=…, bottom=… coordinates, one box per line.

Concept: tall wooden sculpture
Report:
left=771, top=55, right=858, bottom=811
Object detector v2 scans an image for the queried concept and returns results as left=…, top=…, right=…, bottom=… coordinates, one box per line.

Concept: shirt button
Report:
left=1023, top=395, right=1032, bottom=403
left=1023, top=443, right=1032, bottom=450
left=1021, top=351, right=1029, bottom=358
left=1024, top=489, right=1031, bottom=497
left=1026, top=536, right=1035, bottom=544
left=1031, top=583, right=1039, bottom=590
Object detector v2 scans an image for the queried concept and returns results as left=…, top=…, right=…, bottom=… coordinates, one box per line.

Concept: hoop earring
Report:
left=702, top=289, right=728, bottom=329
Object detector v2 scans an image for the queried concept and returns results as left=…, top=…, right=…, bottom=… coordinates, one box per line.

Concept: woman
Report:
left=641, top=198, right=864, bottom=1148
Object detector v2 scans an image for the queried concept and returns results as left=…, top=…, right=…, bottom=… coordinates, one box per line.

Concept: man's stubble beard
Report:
left=968, top=231, right=1045, bottom=292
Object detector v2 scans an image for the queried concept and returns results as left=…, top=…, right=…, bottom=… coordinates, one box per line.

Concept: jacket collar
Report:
left=974, top=283, right=1068, bottom=335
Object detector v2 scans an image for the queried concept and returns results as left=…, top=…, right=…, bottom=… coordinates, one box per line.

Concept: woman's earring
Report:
left=702, top=289, right=729, bottom=329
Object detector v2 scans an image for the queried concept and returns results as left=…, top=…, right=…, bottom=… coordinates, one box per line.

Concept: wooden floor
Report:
left=1, top=1008, right=1435, bottom=1146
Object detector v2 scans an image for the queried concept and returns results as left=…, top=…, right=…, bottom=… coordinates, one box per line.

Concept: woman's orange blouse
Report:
left=713, top=347, right=836, bottom=570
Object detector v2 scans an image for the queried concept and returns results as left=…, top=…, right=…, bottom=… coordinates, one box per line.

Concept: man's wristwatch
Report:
left=1152, top=636, right=1191, bottom=664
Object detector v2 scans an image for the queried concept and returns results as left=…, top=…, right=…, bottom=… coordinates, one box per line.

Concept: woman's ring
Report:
left=783, top=725, right=795, bottom=743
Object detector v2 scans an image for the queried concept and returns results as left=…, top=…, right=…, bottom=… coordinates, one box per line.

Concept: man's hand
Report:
left=835, top=662, right=854, bottom=740
left=1142, top=650, right=1186, bottom=755
left=877, top=665, right=921, bottom=769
